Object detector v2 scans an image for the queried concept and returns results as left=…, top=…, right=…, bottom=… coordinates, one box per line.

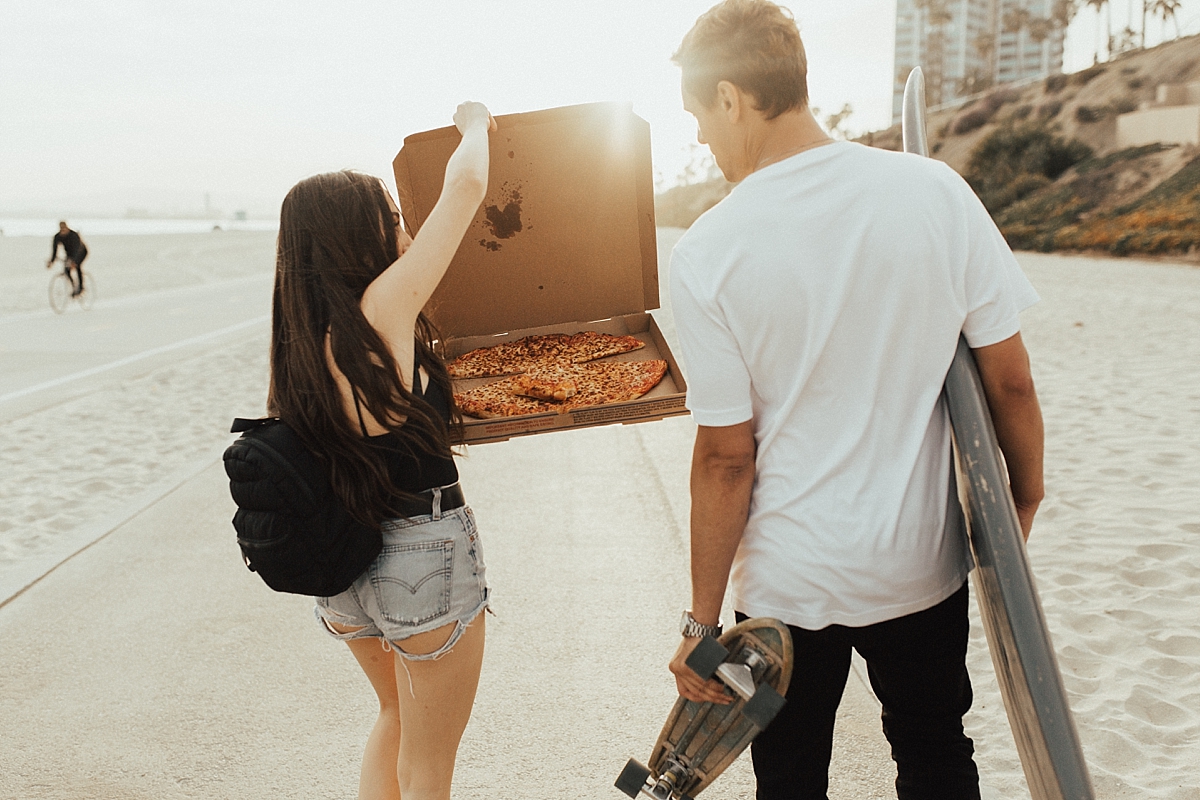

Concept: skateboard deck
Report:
left=903, top=67, right=1095, bottom=800
left=616, top=617, right=792, bottom=800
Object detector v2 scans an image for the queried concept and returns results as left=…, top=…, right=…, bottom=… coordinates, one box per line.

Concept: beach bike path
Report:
left=0, top=273, right=272, bottom=422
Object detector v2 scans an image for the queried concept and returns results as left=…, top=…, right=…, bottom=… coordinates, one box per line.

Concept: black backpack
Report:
left=223, top=418, right=382, bottom=596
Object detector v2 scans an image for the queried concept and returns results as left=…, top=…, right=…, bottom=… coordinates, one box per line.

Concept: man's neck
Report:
left=743, top=108, right=833, bottom=177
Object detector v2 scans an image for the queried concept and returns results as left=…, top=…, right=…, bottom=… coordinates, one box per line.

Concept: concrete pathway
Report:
left=0, top=417, right=897, bottom=799
left=0, top=273, right=271, bottom=422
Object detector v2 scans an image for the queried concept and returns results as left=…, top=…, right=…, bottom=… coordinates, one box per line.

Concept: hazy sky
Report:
left=3, top=0, right=1197, bottom=217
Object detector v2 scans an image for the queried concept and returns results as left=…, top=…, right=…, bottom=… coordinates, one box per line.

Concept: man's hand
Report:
left=669, top=636, right=732, bottom=704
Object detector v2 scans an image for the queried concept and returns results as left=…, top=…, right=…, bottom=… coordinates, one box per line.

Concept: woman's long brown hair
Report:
left=268, top=170, right=461, bottom=529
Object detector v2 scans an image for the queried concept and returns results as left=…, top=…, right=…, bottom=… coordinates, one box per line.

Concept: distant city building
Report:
left=892, top=0, right=1066, bottom=123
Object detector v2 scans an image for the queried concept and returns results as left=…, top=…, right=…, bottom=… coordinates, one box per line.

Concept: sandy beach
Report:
left=0, top=229, right=1198, bottom=798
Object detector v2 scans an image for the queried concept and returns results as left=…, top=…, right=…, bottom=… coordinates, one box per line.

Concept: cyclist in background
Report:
left=47, top=221, right=88, bottom=296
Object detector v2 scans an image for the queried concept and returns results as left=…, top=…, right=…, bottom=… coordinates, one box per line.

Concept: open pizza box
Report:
left=393, top=102, right=688, bottom=444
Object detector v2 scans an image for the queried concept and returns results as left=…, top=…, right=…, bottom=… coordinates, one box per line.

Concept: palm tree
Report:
left=1150, top=0, right=1182, bottom=39
left=966, top=31, right=997, bottom=94
left=1027, top=16, right=1054, bottom=75
left=1049, top=0, right=1079, bottom=65
left=1084, top=0, right=1111, bottom=61
left=915, top=0, right=954, bottom=105
left=1003, top=2, right=1033, bottom=78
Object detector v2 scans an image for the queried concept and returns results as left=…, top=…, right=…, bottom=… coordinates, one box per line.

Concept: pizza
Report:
left=455, top=360, right=668, bottom=418
left=512, top=373, right=578, bottom=401
left=448, top=331, right=644, bottom=379
left=564, top=331, right=645, bottom=363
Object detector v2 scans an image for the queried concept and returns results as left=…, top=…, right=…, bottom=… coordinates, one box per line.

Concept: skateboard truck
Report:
left=685, top=637, right=786, bottom=730
left=616, top=756, right=694, bottom=800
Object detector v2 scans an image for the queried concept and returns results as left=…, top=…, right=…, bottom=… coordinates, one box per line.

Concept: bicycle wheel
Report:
left=49, top=272, right=70, bottom=314
left=78, top=274, right=96, bottom=310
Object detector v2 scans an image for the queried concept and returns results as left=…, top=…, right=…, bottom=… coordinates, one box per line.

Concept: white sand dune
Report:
left=964, top=252, right=1200, bottom=799
left=0, top=231, right=1197, bottom=797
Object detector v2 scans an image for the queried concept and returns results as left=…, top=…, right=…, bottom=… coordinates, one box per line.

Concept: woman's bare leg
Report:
left=337, top=627, right=401, bottom=800
left=348, top=638, right=403, bottom=800
left=393, top=614, right=486, bottom=800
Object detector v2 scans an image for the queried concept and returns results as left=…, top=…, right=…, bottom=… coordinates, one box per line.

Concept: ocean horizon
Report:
left=0, top=217, right=278, bottom=237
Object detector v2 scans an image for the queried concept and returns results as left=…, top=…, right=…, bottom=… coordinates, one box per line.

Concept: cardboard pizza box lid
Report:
left=393, top=102, right=658, bottom=340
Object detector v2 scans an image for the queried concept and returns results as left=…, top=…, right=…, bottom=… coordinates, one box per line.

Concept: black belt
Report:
left=393, top=483, right=465, bottom=518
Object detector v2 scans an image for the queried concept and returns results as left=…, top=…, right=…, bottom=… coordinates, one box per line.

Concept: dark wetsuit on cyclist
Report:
left=50, top=225, right=88, bottom=296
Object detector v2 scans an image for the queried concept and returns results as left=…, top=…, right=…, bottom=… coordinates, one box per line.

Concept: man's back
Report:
left=670, top=141, right=1037, bottom=629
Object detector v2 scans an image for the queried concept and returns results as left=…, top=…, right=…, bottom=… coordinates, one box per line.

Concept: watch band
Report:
left=680, top=610, right=722, bottom=639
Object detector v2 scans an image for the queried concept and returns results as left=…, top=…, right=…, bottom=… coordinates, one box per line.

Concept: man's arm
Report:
left=669, top=421, right=756, bottom=703
left=972, top=331, right=1044, bottom=539
left=48, top=234, right=60, bottom=266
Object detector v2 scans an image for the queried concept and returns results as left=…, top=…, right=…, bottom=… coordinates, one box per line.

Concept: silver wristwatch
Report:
left=680, top=610, right=722, bottom=639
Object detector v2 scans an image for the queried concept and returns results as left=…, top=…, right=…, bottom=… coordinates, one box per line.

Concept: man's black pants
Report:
left=739, top=583, right=980, bottom=800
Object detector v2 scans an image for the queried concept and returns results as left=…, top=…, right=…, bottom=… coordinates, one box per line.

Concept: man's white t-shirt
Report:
left=670, top=141, right=1039, bottom=630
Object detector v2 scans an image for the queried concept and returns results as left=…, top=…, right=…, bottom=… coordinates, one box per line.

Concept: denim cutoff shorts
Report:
left=314, top=503, right=489, bottom=661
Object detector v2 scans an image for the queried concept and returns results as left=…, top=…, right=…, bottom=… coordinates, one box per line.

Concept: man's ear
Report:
left=715, top=80, right=742, bottom=123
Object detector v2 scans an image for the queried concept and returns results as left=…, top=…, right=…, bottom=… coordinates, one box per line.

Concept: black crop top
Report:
left=356, top=344, right=459, bottom=494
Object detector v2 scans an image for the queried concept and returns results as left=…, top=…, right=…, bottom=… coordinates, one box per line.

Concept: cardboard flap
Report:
left=393, top=102, right=658, bottom=339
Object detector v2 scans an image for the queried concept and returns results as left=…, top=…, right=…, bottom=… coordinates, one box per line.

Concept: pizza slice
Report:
left=562, top=359, right=668, bottom=412
left=512, top=373, right=579, bottom=402
left=453, top=378, right=557, bottom=418
left=448, top=333, right=572, bottom=378
left=565, top=331, right=646, bottom=363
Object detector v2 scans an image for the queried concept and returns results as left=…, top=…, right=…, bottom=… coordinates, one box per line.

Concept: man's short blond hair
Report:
left=672, top=0, right=809, bottom=120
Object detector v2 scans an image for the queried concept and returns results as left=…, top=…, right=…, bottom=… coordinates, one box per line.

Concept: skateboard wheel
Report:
left=615, top=758, right=652, bottom=798
left=685, top=636, right=729, bottom=681
left=743, top=684, right=787, bottom=729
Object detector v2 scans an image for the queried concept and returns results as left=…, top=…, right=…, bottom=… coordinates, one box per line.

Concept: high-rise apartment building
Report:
left=892, top=0, right=1066, bottom=123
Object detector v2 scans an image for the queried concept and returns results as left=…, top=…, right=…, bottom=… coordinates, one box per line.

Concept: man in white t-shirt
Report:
left=665, top=2, right=1045, bottom=798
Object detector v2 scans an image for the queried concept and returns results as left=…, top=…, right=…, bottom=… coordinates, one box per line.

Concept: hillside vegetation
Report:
left=656, top=34, right=1200, bottom=259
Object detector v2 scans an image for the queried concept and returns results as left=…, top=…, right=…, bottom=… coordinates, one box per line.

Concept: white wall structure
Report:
left=1117, top=83, right=1200, bottom=148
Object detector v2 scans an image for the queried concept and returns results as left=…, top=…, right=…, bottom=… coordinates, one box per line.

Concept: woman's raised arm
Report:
left=362, top=102, right=495, bottom=346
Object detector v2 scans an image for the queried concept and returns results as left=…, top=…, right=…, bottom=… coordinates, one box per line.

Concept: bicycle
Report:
left=47, top=258, right=95, bottom=314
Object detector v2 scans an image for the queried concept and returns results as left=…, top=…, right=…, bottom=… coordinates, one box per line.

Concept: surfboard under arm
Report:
left=902, top=68, right=1095, bottom=800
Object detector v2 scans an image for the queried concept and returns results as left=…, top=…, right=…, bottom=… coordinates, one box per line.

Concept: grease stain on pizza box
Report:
left=394, top=102, right=687, bottom=444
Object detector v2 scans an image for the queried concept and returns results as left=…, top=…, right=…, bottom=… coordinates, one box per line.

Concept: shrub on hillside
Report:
left=1036, top=100, right=1063, bottom=121
left=1044, top=73, right=1069, bottom=93
left=1071, top=65, right=1106, bottom=86
left=1075, top=143, right=1176, bottom=175
left=1075, top=105, right=1106, bottom=123
left=1111, top=96, right=1139, bottom=115
left=997, top=184, right=1095, bottom=249
left=949, top=88, right=1023, bottom=136
left=966, top=124, right=1093, bottom=211
left=952, top=106, right=994, bottom=134
left=999, top=152, right=1200, bottom=256
left=989, top=173, right=1053, bottom=210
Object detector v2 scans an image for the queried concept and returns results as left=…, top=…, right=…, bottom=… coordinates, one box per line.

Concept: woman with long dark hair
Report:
left=270, top=102, right=494, bottom=800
